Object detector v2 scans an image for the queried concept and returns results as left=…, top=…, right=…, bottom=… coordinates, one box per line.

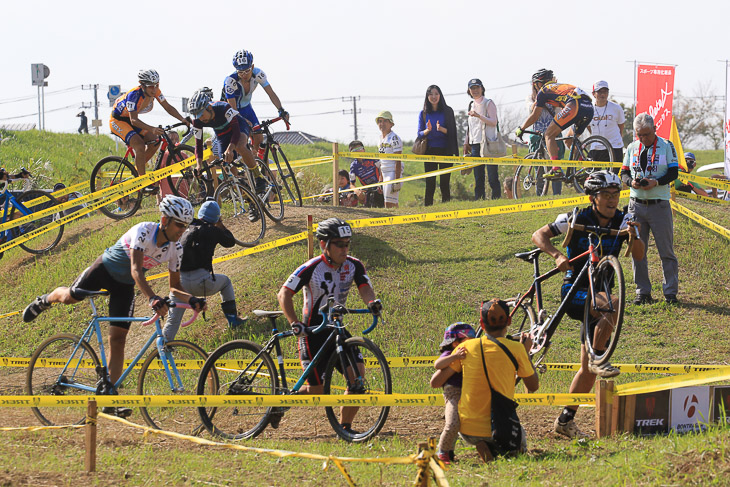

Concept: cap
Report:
left=197, top=200, right=221, bottom=223
left=439, top=322, right=477, bottom=348
left=53, top=183, right=66, bottom=192
left=593, top=80, right=609, bottom=92
left=348, top=140, right=365, bottom=152
left=480, top=299, right=511, bottom=331
left=375, top=110, right=394, bottom=124
left=468, top=78, right=483, bottom=88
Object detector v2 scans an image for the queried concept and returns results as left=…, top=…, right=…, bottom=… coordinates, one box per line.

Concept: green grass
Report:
left=1, top=130, right=730, bottom=485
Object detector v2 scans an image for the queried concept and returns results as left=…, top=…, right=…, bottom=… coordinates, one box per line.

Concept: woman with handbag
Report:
left=463, top=79, right=502, bottom=200
left=416, top=85, right=459, bottom=206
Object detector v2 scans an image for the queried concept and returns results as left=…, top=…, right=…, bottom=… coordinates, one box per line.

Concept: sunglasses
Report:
left=330, top=240, right=351, bottom=249
left=237, top=68, right=253, bottom=74
left=170, top=219, right=188, bottom=229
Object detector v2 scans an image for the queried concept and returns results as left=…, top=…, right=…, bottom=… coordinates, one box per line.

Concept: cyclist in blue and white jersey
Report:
left=223, top=50, right=289, bottom=155
left=187, top=88, right=266, bottom=192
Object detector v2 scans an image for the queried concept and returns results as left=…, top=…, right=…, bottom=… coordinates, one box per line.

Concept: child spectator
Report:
left=348, top=140, right=384, bottom=207
left=317, top=170, right=358, bottom=207
left=432, top=322, right=477, bottom=464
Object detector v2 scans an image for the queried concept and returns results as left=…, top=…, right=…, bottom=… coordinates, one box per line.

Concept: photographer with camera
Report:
left=620, top=113, right=679, bottom=305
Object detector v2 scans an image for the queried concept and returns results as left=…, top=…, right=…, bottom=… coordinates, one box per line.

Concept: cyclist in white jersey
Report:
left=376, top=111, right=403, bottom=208
left=23, top=196, right=207, bottom=416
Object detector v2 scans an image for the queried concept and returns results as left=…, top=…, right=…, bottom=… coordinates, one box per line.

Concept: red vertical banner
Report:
left=636, top=64, right=676, bottom=139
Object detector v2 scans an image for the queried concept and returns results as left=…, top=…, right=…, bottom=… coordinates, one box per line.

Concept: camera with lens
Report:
left=634, top=177, right=650, bottom=187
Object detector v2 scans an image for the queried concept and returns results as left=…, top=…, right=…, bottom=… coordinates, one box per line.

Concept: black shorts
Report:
left=560, top=281, right=588, bottom=321
left=297, top=328, right=362, bottom=386
left=70, top=256, right=135, bottom=329
left=553, top=98, right=593, bottom=135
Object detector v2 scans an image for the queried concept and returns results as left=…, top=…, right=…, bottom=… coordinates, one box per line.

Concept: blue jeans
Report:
left=470, top=144, right=501, bottom=200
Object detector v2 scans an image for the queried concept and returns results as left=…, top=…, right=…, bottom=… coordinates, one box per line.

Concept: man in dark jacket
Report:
left=162, top=200, right=246, bottom=338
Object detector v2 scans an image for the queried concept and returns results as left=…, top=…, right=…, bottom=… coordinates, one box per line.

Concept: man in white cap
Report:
left=588, top=80, right=625, bottom=166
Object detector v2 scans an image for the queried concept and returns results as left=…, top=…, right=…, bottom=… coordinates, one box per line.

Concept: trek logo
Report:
left=636, top=418, right=664, bottom=427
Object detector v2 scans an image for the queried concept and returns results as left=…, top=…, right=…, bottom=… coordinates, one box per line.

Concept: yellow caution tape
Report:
left=338, top=151, right=623, bottom=169
left=670, top=200, right=730, bottom=240
left=615, top=366, right=730, bottom=396
left=0, top=392, right=593, bottom=407
left=0, top=424, right=85, bottom=432
left=675, top=173, right=730, bottom=192
left=673, top=185, right=730, bottom=205
left=19, top=181, right=90, bottom=208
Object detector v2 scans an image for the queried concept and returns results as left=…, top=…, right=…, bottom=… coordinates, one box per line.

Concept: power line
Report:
left=361, top=81, right=531, bottom=100
left=0, top=103, right=80, bottom=121
left=0, top=86, right=80, bottom=105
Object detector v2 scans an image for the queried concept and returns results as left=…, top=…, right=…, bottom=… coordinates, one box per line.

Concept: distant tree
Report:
left=455, top=110, right=468, bottom=147
left=620, top=102, right=635, bottom=146
left=672, top=82, right=724, bottom=149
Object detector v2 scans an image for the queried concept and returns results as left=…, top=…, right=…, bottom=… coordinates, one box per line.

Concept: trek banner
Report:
left=636, top=64, right=676, bottom=139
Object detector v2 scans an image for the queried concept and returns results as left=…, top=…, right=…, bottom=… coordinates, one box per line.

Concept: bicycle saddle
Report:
left=514, top=248, right=542, bottom=262
left=252, top=310, right=284, bottom=319
left=74, top=289, right=111, bottom=299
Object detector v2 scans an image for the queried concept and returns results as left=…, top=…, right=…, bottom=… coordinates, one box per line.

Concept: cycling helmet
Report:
left=232, top=50, right=254, bottom=71
left=685, top=152, right=696, bottom=171
left=138, top=69, right=160, bottom=86
left=199, top=86, right=214, bottom=99
left=583, top=170, right=622, bottom=195
left=315, top=217, right=352, bottom=241
left=531, top=68, right=554, bottom=85
left=188, top=89, right=212, bottom=118
left=159, top=195, right=194, bottom=224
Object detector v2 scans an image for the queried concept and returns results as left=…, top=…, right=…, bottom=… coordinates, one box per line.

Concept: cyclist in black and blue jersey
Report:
left=348, top=140, right=384, bottom=207
left=188, top=88, right=267, bottom=193
left=277, top=218, right=383, bottom=435
left=531, top=171, right=644, bottom=439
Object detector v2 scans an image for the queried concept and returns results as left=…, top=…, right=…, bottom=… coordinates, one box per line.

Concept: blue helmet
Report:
left=232, top=50, right=253, bottom=71
left=684, top=152, right=696, bottom=171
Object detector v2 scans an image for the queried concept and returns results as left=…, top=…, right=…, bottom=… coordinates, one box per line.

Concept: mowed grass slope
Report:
left=1, top=130, right=729, bottom=485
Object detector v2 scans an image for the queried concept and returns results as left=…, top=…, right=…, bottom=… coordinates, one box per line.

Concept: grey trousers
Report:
left=628, top=199, right=679, bottom=297
left=438, top=384, right=461, bottom=453
left=162, top=268, right=235, bottom=341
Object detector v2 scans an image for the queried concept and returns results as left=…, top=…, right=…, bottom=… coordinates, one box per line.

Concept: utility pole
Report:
left=82, top=84, right=101, bottom=135
left=342, top=96, right=361, bottom=141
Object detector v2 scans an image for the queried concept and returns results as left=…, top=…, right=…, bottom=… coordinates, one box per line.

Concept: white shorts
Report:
left=382, top=170, right=400, bottom=205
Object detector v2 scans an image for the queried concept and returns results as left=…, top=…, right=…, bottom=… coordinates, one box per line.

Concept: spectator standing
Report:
left=430, top=300, right=538, bottom=463
left=620, top=113, right=680, bottom=305
left=376, top=111, right=403, bottom=208
left=588, top=81, right=625, bottom=166
left=348, top=140, right=384, bottom=207
left=77, top=111, right=88, bottom=134
left=463, top=79, right=501, bottom=200
left=431, top=322, right=477, bottom=465
left=418, top=85, right=459, bottom=206
left=162, top=200, right=247, bottom=339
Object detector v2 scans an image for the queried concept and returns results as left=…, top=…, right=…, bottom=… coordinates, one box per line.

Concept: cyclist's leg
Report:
left=240, top=105, right=262, bottom=155
left=588, top=291, right=618, bottom=350
left=340, top=361, right=366, bottom=425
left=106, top=283, right=135, bottom=384
left=296, top=332, right=329, bottom=395
left=544, top=120, right=565, bottom=162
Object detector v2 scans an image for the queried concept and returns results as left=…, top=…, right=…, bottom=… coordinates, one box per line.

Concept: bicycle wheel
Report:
left=11, top=190, right=64, bottom=254
left=137, top=340, right=209, bottom=435
left=254, top=158, right=285, bottom=222
left=214, top=181, right=266, bottom=247
left=583, top=255, right=625, bottom=365
left=196, top=340, right=277, bottom=440
left=323, top=336, right=391, bottom=443
left=26, top=333, right=101, bottom=426
left=90, top=156, right=142, bottom=220
left=570, top=135, right=615, bottom=193
left=271, top=146, right=302, bottom=207
left=163, top=145, right=197, bottom=197
left=513, top=155, right=548, bottom=199
left=174, top=169, right=212, bottom=207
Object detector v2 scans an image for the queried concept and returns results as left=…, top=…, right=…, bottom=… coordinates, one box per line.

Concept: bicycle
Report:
left=195, top=297, right=391, bottom=443
left=174, top=156, right=266, bottom=247
left=0, top=168, right=64, bottom=260
left=512, top=130, right=615, bottom=199
left=487, top=216, right=636, bottom=370
left=90, top=122, right=194, bottom=220
left=26, top=289, right=211, bottom=435
left=251, top=117, right=302, bottom=207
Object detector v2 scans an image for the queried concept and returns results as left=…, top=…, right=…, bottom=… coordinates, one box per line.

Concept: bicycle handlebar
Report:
left=142, top=302, right=200, bottom=328
left=251, top=116, right=290, bottom=133
left=311, top=298, right=382, bottom=336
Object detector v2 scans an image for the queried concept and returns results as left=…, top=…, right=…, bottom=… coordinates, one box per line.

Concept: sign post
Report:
left=30, top=63, right=50, bottom=130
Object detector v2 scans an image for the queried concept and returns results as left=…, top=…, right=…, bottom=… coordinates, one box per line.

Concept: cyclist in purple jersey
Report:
left=188, top=89, right=266, bottom=191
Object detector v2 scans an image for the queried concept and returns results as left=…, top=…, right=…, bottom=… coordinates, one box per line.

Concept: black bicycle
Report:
left=196, top=297, right=391, bottom=443
left=513, top=130, right=615, bottom=198
left=485, top=216, right=636, bottom=370
left=251, top=117, right=302, bottom=207
left=90, top=122, right=195, bottom=220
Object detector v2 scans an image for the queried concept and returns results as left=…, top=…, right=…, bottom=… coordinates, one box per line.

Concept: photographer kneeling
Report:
left=431, top=299, right=539, bottom=462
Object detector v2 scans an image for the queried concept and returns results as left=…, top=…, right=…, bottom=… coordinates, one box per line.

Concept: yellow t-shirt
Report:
left=449, top=336, right=534, bottom=437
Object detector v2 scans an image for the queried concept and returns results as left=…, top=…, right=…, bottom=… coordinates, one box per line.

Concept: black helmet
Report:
left=315, top=217, right=352, bottom=241
left=531, top=68, right=554, bottom=84
left=583, top=170, right=622, bottom=195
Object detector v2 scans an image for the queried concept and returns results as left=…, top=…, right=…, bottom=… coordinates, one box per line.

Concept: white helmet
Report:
left=138, top=69, right=160, bottom=86
left=159, top=195, right=194, bottom=224
left=583, top=170, right=622, bottom=195
left=188, top=89, right=212, bottom=117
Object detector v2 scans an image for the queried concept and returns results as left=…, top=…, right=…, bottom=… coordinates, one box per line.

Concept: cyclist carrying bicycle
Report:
left=531, top=170, right=644, bottom=438
left=109, top=69, right=191, bottom=189
left=516, top=69, right=594, bottom=177
left=23, top=195, right=207, bottom=416
left=187, top=88, right=267, bottom=193
left=277, top=217, right=383, bottom=435
left=223, top=50, right=289, bottom=156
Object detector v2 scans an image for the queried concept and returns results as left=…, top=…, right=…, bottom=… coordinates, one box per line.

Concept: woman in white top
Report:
left=463, top=79, right=501, bottom=199
left=588, top=80, right=625, bottom=166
